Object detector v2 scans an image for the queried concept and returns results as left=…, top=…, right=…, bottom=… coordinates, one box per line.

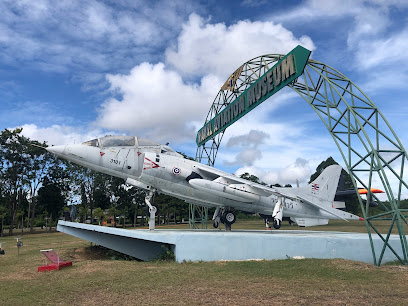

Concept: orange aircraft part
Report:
left=358, top=188, right=384, bottom=194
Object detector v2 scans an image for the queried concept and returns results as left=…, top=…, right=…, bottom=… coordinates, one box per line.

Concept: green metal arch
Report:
left=196, top=55, right=408, bottom=265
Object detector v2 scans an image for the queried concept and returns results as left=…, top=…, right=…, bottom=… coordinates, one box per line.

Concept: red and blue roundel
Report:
left=172, top=167, right=181, bottom=175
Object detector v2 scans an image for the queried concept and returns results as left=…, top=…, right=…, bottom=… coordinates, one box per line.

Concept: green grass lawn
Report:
left=0, top=220, right=407, bottom=305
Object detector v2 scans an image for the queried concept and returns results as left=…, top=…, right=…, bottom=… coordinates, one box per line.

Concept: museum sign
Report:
left=196, top=45, right=311, bottom=146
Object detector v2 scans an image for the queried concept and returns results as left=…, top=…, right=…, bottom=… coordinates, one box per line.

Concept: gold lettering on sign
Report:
left=221, top=64, right=244, bottom=91
left=281, top=54, right=295, bottom=81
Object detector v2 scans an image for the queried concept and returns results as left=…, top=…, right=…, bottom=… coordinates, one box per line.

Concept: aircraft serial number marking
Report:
left=110, top=159, right=121, bottom=165
left=283, top=202, right=294, bottom=209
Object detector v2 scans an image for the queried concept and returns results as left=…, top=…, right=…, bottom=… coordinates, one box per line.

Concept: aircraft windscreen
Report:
left=137, top=138, right=160, bottom=147
left=99, top=136, right=136, bottom=147
left=82, top=139, right=99, bottom=147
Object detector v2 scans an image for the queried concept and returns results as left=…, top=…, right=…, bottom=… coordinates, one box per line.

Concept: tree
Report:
left=154, top=194, right=188, bottom=225
left=0, top=128, right=57, bottom=234
left=0, top=128, right=31, bottom=234
left=16, top=209, right=24, bottom=233
left=37, top=177, right=65, bottom=231
left=240, top=173, right=268, bottom=186
left=93, top=207, right=104, bottom=225
left=129, top=188, right=145, bottom=226
left=107, top=206, right=119, bottom=226
left=25, top=140, right=54, bottom=233
left=0, top=205, right=7, bottom=236
left=66, top=163, right=112, bottom=224
left=78, top=205, right=88, bottom=223
left=28, top=151, right=60, bottom=233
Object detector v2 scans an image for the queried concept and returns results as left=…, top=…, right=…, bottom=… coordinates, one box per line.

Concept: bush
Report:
left=152, top=245, right=175, bottom=262
left=34, top=220, right=45, bottom=228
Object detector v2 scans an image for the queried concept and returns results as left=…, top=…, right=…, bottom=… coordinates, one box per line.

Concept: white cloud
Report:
left=270, top=0, right=359, bottom=21
left=267, top=0, right=408, bottom=66
left=270, top=0, right=407, bottom=38
left=225, top=148, right=263, bottom=167
left=17, top=124, right=108, bottom=146
left=354, top=28, right=408, bottom=70
left=226, top=130, right=270, bottom=148
left=95, top=62, right=219, bottom=143
left=0, top=1, right=201, bottom=74
left=272, top=157, right=311, bottom=185
left=95, top=15, right=316, bottom=144
left=224, top=130, right=270, bottom=166
left=165, top=13, right=315, bottom=79
left=235, top=157, right=312, bottom=186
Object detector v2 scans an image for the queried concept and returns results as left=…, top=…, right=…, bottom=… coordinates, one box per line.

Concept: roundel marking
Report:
left=172, top=167, right=181, bottom=175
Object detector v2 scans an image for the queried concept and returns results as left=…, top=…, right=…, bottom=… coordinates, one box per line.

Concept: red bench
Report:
left=38, top=249, right=72, bottom=272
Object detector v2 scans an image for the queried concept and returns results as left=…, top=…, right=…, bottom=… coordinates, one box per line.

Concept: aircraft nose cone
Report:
left=46, top=145, right=66, bottom=156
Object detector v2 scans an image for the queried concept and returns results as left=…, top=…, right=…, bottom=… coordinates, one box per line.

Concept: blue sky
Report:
left=1, top=0, right=408, bottom=187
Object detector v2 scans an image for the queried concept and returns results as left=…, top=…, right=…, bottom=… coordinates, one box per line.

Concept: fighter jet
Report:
left=47, top=135, right=363, bottom=230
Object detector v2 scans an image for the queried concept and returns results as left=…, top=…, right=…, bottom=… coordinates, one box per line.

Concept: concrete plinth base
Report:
left=57, top=221, right=404, bottom=264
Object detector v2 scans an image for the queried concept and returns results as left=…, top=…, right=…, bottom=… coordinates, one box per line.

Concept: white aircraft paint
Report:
left=47, top=135, right=362, bottom=230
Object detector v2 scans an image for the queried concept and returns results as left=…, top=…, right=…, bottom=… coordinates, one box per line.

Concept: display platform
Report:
left=57, top=220, right=404, bottom=263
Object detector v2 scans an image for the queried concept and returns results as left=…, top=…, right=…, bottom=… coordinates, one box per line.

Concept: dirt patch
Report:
left=73, top=289, right=140, bottom=305
left=326, top=258, right=408, bottom=274
left=60, top=246, right=110, bottom=262
left=0, top=267, right=39, bottom=281
left=326, top=258, right=379, bottom=271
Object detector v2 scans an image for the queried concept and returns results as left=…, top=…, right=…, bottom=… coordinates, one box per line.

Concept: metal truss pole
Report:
left=288, top=60, right=408, bottom=265
left=188, top=203, right=208, bottom=229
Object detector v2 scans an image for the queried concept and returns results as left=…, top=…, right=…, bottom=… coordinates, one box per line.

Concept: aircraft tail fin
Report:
left=304, top=165, right=342, bottom=203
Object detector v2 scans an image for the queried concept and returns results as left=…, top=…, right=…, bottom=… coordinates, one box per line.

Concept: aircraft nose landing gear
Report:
left=272, top=198, right=283, bottom=230
left=145, top=190, right=157, bottom=230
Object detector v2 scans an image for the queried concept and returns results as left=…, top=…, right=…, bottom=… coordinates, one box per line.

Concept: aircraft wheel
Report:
left=273, top=219, right=281, bottom=229
left=213, top=221, right=219, bottom=228
left=224, top=211, right=236, bottom=225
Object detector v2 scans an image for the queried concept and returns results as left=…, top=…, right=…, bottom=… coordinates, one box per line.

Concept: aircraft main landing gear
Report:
left=224, top=211, right=236, bottom=224
left=212, top=207, right=235, bottom=231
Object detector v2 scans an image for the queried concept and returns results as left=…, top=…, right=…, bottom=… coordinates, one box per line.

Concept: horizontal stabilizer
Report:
left=297, top=195, right=348, bottom=221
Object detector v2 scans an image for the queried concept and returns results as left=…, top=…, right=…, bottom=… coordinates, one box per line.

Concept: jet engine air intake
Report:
left=186, top=171, right=203, bottom=182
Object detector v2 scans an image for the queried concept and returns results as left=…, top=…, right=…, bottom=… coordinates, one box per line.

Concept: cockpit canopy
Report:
left=82, top=136, right=180, bottom=156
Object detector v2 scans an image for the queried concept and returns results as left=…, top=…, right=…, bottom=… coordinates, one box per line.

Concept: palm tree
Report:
left=93, top=207, right=104, bottom=225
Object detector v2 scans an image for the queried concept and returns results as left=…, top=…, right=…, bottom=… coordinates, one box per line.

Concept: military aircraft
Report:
left=47, top=135, right=363, bottom=230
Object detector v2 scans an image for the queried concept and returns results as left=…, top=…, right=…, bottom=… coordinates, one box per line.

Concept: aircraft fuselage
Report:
left=49, top=140, right=358, bottom=227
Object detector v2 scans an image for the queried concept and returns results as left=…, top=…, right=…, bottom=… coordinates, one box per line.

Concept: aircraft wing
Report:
left=192, top=164, right=290, bottom=198
left=296, top=195, right=349, bottom=221
left=193, top=164, right=353, bottom=221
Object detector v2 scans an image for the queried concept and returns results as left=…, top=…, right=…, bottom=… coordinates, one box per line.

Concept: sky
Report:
left=1, top=0, right=408, bottom=187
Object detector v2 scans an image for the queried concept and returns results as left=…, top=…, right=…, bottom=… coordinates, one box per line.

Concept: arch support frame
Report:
left=196, top=54, right=408, bottom=265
